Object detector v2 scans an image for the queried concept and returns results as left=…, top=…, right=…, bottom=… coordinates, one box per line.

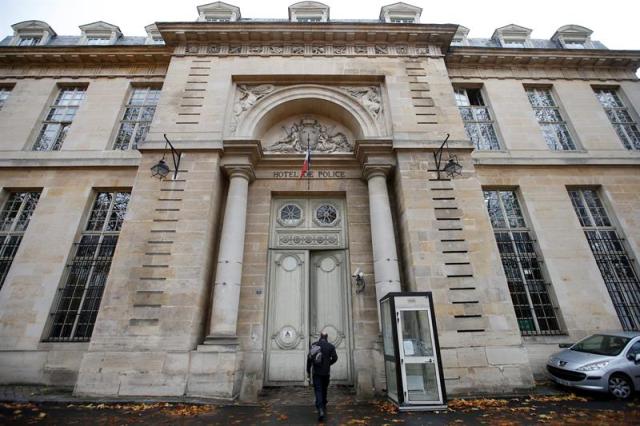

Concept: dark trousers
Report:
left=312, top=374, right=330, bottom=410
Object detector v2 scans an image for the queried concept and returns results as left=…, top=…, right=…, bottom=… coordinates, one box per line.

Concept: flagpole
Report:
left=306, top=134, right=310, bottom=192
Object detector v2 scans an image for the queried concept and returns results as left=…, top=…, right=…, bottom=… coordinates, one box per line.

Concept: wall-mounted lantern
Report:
left=150, top=134, right=182, bottom=180
left=352, top=267, right=366, bottom=293
left=433, top=133, right=463, bottom=180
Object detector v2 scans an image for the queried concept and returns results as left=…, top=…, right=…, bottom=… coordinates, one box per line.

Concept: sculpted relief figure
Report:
left=267, top=118, right=352, bottom=153
left=341, top=86, right=383, bottom=120
left=233, top=84, right=276, bottom=118
left=230, top=84, right=276, bottom=132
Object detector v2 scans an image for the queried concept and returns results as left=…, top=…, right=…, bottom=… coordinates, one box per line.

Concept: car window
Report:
left=572, top=334, right=631, bottom=356
left=627, top=341, right=640, bottom=359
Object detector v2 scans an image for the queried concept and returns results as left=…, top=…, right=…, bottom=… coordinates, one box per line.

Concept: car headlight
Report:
left=577, top=361, right=609, bottom=371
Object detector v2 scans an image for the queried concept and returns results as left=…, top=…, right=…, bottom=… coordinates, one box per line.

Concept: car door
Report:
left=625, top=339, right=640, bottom=388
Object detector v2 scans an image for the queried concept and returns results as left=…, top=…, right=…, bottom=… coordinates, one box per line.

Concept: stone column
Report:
left=204, top=166, right=253, bottom=344
left=364, top=166, right=402, bottom=312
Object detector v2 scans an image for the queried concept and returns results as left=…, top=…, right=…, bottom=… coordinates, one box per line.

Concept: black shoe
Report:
left=318, top=407, right=325, bottom=421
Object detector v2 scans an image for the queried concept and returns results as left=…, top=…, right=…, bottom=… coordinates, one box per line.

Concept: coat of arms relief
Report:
left=267, top=118, right=352, bottom=153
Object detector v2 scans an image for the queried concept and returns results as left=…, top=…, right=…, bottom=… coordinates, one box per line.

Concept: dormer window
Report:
left=451, top=25, right=470, bottom=47
left=79, top=21, right=122, bottom=46
left=380, top=2, right=422, bottom=24
left=390, top=17, right=414, bottom=23
left=297, top=16, right=322, bottom=22
left=18, top=37, right=42, bottom=46
left=288, top=2, right=329, bottom=23
left=11, top=20, right=56, bottom=47
left=197, top=2, right=241, bottom=22
left=503, top=40, right=525, bottom=48
left=144, top=23, right=164, bottom=45
left=87, top=37, right=111, bottom=45
left=492, top=24, right=532, bottom=48
left=551, top=25, right=594, bottom=49
left=564, top=41, right=585, bottom=49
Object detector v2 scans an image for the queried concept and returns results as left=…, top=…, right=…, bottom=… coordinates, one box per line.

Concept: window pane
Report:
left=45, top=191, right=130, bottom=342
left=569, top=189, right=640, bottom=331
left=0, top=192, right=41, bottom=290
left=485, top=190, right=561, bottom=335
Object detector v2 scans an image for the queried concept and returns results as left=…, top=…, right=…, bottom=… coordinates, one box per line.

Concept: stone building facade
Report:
left=0, top=1, right=639, bottom=400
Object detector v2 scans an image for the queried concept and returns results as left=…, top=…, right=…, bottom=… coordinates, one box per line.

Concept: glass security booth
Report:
left=380, top=292, right=447, bottom=411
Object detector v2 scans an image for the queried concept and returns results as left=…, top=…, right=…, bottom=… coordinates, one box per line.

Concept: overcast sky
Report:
left=1, top=0, right=639, bottom=50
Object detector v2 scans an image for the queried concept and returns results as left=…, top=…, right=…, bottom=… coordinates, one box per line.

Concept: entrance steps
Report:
left=258, top=385, right=357, bottom=406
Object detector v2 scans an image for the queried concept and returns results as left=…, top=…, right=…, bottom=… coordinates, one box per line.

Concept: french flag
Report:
left=300, top=143, right=311, bottom=178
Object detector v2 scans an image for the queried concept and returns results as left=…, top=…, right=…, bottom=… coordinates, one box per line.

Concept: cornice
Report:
left=156, top=22, right=458, bottom=49
left=0, top=45, right=172, bottom=66
left=446, top=47, right=640, bottom=71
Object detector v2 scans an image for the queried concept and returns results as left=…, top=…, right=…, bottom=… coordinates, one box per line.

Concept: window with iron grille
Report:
left=113, top=86, right=161, bottom=150
left=484, top=190, right=562, bottom=335
left=33, top=87, right=86, bottom=151
left=44, top=191, right=130, bottom=342
left=593, top=88, right=640, bottom=151
left=454, top=88, right=500, bottom=150
left=568, top=189, right=640, bottom=330
left=0, top=86, right=12, bottom=111
left=526, top=87, right=576, bottom=151
left=0, top=192, right=40, bottom=291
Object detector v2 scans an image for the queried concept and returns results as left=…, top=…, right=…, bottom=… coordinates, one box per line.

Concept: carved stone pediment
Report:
left=265, top=117, right=352, bottom=153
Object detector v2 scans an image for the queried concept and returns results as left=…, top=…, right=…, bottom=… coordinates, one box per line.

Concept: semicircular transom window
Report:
left=279, top=203, right=303, bottom=226
left=315, top=203, right=339, bottom=226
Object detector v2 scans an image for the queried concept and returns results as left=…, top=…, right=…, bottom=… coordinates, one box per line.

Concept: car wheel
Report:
left=608, top=374, right=633, bottom=399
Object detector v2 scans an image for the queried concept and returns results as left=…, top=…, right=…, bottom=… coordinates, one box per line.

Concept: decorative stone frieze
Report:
left=177, top=43, right=440, bottom=57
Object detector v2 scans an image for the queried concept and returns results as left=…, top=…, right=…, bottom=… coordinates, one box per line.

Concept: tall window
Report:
left=0, top=87, right=12, bottom=111
left=113, top=86, right=161, bottom=150
left=33, top=87, right=86, bottom=151
left=568, top=189, right=640, bottom=330
left=484, top=190, right=562, bottom=335
left=594, top=88, right=640, bottom=151
left=526, top=87, right=576, bottom=151
left=45, top=191, right=130, bottom=342
left=454, top=88, right=500, bottom=150
left=0, top=192, right=40, bottom=290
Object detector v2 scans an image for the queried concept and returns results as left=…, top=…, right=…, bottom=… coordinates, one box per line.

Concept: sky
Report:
left=0, top=0, right=639, bottom=50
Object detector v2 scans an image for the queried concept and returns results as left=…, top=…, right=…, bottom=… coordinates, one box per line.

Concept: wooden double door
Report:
left=265, top=249, right=352, bottom=385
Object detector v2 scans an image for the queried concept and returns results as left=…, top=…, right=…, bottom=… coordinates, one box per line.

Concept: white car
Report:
left=547, top=332, right=640, bottom=399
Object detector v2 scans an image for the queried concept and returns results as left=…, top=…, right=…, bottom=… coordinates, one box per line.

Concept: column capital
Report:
left=222, top=165, right=255, bottom=182
left=362, top=164, right=394, bottom=181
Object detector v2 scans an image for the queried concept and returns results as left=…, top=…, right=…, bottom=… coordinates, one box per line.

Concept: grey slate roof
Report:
left=465, top=37, right=607, bottom=49
left=0, top=30, right=608, bottom=50
left=0, top=35, right=148, bottom=46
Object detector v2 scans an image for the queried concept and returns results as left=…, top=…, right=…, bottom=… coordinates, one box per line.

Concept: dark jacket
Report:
left=306, top=338, right=338, bottom=376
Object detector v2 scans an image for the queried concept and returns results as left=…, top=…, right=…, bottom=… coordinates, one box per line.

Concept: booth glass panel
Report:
left=405, top=363, right=440, bottom=402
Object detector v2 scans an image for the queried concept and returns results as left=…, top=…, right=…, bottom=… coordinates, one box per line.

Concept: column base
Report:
left=187, top=336, right=242, bottom=399
left=201, top=335, right=239, bottom=348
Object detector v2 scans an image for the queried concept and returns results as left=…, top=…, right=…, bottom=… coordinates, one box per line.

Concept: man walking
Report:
left=307, top=332, right=338, bottom=421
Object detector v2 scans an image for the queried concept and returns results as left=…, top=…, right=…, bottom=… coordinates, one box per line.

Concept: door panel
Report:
left=266, top=251, right=308, bottom=383
left=310, top=250, right=351, bottom=383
